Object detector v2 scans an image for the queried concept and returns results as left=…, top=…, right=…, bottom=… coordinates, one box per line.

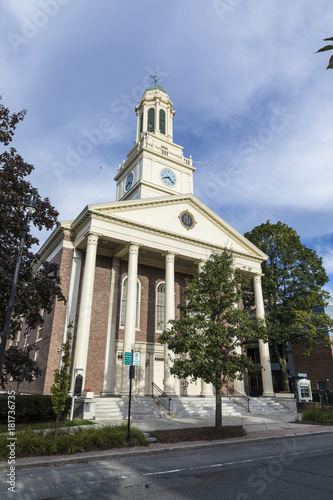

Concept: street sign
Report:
left=133, top=352, right=141, bottom=366
left=124, top=352, right=132, bottom=366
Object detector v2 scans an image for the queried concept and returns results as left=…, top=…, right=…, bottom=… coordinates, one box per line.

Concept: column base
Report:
left=262, top=392, right=275, bottom=397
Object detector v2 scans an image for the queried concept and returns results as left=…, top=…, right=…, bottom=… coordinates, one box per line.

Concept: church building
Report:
left=17, top=83, right=275, bottom=399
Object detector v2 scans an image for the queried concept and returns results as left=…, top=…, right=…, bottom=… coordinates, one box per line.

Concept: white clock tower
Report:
left=114, top=83, right=196, bottom=201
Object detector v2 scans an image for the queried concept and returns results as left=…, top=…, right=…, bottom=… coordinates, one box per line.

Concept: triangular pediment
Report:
left=88, top=195, right=266, bottom=261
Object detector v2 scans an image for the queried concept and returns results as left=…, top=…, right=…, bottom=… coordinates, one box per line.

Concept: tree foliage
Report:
left=0, top=97, right=65, bottom=339
left=244, top=221, right=333, bottom=392
left=0, top=345, right=42, bottom=393
left=51, top=327, right=72, bottom=439
left=316, top=37, right=333, bottom=69
left=159, top=251, right=265, bottom=429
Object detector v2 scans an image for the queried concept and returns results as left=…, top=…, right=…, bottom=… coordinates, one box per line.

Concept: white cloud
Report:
left=2, top=0, right=333, bottom=288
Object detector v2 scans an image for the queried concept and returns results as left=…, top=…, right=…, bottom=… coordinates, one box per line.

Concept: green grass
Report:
left=0, top=419, right=93, bottom=433
left=0, top=423, right=148, bottom=459
left=301, top=406, right=333, bottom=424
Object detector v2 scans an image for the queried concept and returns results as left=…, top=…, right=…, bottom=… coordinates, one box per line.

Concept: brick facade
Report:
left=292, top=337, right=333, bottom=391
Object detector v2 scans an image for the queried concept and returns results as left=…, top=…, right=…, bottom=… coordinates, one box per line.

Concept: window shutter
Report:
left=147, top=108, right=155, bottom=132
left=140, top=112, right=143, bottom=133
left=159, top=109, right=166, bottom=134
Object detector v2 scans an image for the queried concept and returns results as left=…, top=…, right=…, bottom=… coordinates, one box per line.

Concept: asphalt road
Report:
left=1, top=433, right=333, bottom=499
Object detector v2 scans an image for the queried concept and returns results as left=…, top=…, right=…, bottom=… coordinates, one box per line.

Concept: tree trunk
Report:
left=273, top=343, right=290, bottom=392
left=54, top=408, right=62, bottom=440
left=215, top=387, right=222, bottom=430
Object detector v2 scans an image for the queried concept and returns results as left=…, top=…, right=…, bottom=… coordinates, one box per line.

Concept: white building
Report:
left=20, top=83, right=274, bottom=399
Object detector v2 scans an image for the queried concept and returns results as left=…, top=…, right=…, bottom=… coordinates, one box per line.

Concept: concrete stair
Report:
left=94, top=396, right=166, bottom=420
left=170, top=396, right=247, bottom=417
left=94, top=395, right=295, bottom=421
left=249, top=397, right=293, bottom=415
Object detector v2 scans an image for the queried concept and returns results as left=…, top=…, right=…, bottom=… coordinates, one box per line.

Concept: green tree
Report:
left=0, top=345, right=42, bottom=393
left=316, top=37, right=333, bottom=69
left=159, top=251, right=265, bottom=430
left=51, top=327, right=72, bottom=440
left=0, top=97, right=65, bottom=341
left=244, top=221, right=333, bottom=392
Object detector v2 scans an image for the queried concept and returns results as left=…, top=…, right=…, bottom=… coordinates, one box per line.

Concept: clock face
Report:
left=179, top=210, right=196, bottom=230
left=160, top=168, right=176, bottom=187
left=125, top=172, right=134, bottom=192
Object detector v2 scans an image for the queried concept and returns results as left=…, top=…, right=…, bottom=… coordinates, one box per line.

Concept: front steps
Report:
left=94, top=396, right=166, bottom=421
left=92, top=395, right=295, bottom=421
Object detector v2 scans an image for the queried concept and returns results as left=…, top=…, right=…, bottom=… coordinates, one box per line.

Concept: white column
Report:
left=155, top=99, right=160, bottom=133
left=197, top=260, right=214, bottom=397
left=135, top=112, right=140, bottom=142
left=164, top=253, right=179, bottom=395
left=233, top=342, right=246, bottom=395
left=143, top=104, right=148, bottom=132
left=254, top=274, right=274, bottom=396
left=72, top=233, right=98, bottom=388
left=103, top=257, right=120, bottom=394
left=121, top=244, right=139, bottom=394
left=233, top=286, right=246, bottom=395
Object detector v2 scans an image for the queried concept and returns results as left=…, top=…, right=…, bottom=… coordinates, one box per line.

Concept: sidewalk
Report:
left=2, top=413, right=333, bottom=471
left=95, top=412, right=314, bottom=433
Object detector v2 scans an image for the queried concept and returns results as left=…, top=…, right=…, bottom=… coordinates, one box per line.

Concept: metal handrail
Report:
left=151, top=382, right=172, bottom=414
left=226, top=385, right=250, bottom=412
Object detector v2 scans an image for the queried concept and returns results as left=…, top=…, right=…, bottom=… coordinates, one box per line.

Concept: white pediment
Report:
left=89, top=195, right=266, bottom=261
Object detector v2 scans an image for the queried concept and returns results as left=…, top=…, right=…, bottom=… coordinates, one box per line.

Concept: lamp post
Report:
left=0, top=190, right=37, bottom=372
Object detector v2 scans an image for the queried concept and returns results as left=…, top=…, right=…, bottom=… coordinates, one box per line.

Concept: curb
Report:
left=1, top=427, right=333, bottom=471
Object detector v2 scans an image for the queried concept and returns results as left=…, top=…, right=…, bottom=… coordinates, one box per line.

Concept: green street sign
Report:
left=124, top=352, right=132, bottom=366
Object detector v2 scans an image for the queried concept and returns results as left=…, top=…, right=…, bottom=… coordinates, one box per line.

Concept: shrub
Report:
left=0, top=423, right=148, bottom=459
left=0, top=395, right=71, bottom=424
left=301, top=406, right=333, bottom=423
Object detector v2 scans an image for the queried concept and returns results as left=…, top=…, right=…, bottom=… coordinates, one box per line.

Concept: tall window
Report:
left=120, top=276, right=141, bottom=329
left=147, top=108, right=155, bottom=132
left=156, top=282, right=166, bottom=331
left=36, top=309, right=45, bottom=341
left=159, top=109, right=166, bottom=134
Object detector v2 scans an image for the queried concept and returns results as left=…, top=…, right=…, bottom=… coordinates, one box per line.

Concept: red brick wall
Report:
left=42, top=244, right=74, bottom=394
left=292, top=337, right=333, bottom=390
left=10, top=237, right=74, bottom=395
left=115, top=261, right=191, bottom=345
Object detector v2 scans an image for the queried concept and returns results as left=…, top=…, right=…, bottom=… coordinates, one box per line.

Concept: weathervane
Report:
left=149, top=73, right=160, bottom=86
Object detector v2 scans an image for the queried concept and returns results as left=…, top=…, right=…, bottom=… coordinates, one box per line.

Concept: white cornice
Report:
left=89, top=208, right=265, bottom=266
left=36, top=221, right=73, bottom=262
left=86, top=194, right=267, bottom=261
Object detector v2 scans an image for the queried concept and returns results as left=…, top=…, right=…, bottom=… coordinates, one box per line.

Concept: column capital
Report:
left=86, top=233, right=99, bottom=246
left=253, top=273, right=264, bottom=283
left=197, top=260, right=205, bottom=272
left=128, top=243, right=140, bottom=256
left=165, top=252, right=176, bottom=264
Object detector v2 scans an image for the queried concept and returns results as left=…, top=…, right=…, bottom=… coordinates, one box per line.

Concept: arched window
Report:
left=140, top=112, right=143, bottom=134
left=159, top=109, right=166, bottom=134
left=120, top=276, right=141, bottom=329
left=156, top=282, right=166, bottom=330
left=147, top=108, right=155, bottom=132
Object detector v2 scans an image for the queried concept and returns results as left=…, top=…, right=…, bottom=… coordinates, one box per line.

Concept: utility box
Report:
left=296, top=378, right=312, bottom=402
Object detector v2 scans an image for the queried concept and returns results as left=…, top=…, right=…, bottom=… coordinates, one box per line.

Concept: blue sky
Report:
left=1, top=0, right=333, bottom=292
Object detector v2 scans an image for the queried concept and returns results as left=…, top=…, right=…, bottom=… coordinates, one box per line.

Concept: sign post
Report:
left=127, top=350, right=134, bottom=442
left=124, top=351, right=140, bottom=442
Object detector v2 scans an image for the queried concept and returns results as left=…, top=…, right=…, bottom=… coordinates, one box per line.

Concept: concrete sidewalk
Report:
left=96, top=412, right=309, bottom=433
left=2, top=413, right=333, bottom=471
